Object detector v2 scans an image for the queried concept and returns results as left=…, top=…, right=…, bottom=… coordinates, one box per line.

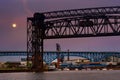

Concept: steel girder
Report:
left=27, top=13, right=45, bottom=71
left=45, top=15, right=120, bottom=39
left=43, top=6, right=120, bottom=19
left=0, top=51, right=27, bottom=56
left=43, top=52, right=120, bottom=63
left=1, top=51, right=120, bottom=64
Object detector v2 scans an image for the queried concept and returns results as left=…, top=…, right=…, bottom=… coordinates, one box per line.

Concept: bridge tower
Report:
left=27, top=13, right=45, bottom=72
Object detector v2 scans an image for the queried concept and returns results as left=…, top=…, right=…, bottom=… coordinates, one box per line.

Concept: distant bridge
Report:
left=0, top=51, right=120, bottom=64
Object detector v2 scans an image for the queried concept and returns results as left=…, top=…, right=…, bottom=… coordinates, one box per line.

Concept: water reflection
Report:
left=26, top=73, right=44, bottom=80
left=0, top=70, right=120, bottom=80
left=0, top=72, right=45, bottom=80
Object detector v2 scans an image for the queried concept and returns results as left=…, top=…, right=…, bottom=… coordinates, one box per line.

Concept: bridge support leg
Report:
left=27, top=13, right=45, bottom=72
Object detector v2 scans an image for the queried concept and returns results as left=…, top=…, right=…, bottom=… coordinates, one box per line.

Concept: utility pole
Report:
left=56, top=43, right=61, bottom=68
left=67, top=49, right=70, bottom=61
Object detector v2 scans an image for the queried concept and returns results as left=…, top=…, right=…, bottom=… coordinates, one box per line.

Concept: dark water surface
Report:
left=0, top=70, right=120, bottom=80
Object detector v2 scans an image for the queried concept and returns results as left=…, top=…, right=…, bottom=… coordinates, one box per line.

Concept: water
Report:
left=0, top=70, right=120, bottom=80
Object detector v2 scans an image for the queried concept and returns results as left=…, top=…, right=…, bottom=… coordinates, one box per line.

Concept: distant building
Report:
left=0, top=62, right=6, bottom=68
left=62, top=57, right=90, bottom=65
left=5, top=62, right=21, bottom=68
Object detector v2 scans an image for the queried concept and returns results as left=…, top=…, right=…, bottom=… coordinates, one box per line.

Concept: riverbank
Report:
left=0, top=69, right=33, bottom=73
left=0, top=67, right=120, bottom=73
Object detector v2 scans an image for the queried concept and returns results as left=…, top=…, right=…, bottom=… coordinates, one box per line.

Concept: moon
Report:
left=12, top=23, right=17, bottom=28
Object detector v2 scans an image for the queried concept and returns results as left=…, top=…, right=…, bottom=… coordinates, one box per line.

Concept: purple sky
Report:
left=0, top=0, right=120, bottom=51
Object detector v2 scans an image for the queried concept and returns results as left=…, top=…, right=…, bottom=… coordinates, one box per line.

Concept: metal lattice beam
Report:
left=1, top=51, right=120, bottom=64
left=45, top=15, right=120, bottom=39
left=43, top=6, right=120, bottom=19
left=27, top=13, right=45, bottom=72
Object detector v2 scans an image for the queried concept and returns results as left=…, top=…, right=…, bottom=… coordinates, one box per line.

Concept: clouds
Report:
left=0, top=0, right=120, bottom=51
left=19, top=0, right=120, bottom=12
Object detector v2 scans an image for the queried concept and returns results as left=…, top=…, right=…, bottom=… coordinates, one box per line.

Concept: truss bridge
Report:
left=27, top=6, right=120, bottom=71
left=0, top=51, right=120, bottom=64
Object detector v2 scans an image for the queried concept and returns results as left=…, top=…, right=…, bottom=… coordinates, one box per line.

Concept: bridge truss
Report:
left=27, top=6, right=120, bottom=71
left=0, top=51, right=120, bottom=64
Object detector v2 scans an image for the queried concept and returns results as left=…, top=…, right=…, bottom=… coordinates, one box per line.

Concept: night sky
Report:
left=1, top=0, right=120, bottom=51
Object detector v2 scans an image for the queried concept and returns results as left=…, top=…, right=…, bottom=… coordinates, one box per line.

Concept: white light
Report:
left=12, top=23, right=17, bottom=28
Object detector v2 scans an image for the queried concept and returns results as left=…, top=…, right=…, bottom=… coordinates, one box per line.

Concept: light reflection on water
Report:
left=0, top=70, right=120, bottom=80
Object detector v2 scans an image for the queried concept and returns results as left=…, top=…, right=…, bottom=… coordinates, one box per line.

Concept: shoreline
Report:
left=0, top=68, right=120, bottom=73
left=0, top=69, right=33, bottom=73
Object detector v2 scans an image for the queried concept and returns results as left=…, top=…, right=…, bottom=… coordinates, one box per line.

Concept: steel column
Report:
left=27, top=13, right=45, bottom=72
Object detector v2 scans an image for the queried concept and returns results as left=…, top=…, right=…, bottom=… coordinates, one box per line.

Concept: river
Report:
left=0, top=70, right=120, bottom=80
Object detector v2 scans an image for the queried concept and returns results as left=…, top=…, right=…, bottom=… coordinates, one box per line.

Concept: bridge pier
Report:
left=27, top=13, right=45, bottom=72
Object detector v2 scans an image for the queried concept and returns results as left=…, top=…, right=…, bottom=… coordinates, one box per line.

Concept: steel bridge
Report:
left=27, top=6, right=120, bottom=71
left=0, top=51, right=120, bottom=64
